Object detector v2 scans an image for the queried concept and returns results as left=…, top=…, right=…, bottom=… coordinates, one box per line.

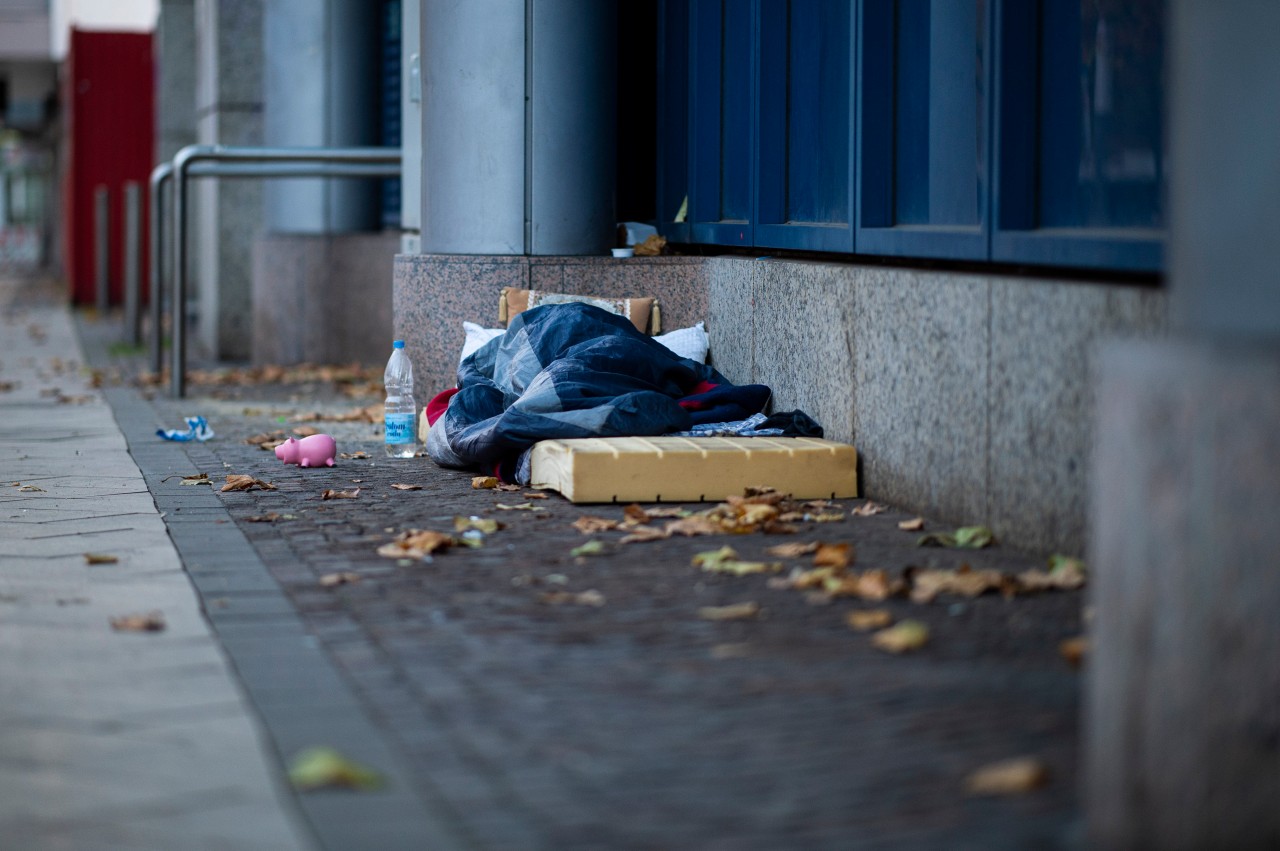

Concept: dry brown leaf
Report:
left=765, top=541, right=820, bottom=558
left=376, top=529, right=454, bottom=559
left=619, top=526, right=672, bottom=544
left=245, top=512, right=284, bottom=523
left=813, top=543, right=852, bottom=571
left=737, top=504, right=780, bottom=526
left=541, top=589, right=607, bottom=606
left=1018, top=557, right=1087, bottom=593
left=665, top=516, right=724, bottom=537
left=809, top=511, right=846, bottom=523
left=17, top=484, right=44, bottom=492
left=851, top=501, right=888, bottom=517
left=698, top=602, right=761, bottom=621
left=495, top=482, right=522, bottom=492
left=622, top=504, right=650, bottom=525
left=1059, top=636, right=1087, bottom=668
left=339, top=451, right=371, bottom=460
left=453, top=516, right=502, bottom=534
left=390, top=483, right=422, bottom=491
left=244, top=430, right=287, bottom=449
left=292, top=425, right=320, bottom=437
left=824, top=569, right=903, bottom=601
left=871, top=619, right=930, bottom=653
left=643, top=506, right=690, bottom=519
left=898, top=517, right=925, bottom=531
left=963, top=757, right=1049, bottom=796
left=573, top=515, right=618, bottom=534
left=495, top=502, right=544, bottom=512
left=110, top=611, right=166, bottom=632
left=523, top=492, right=549, bottom=499
left=472, top=476, right=499, bottom=489
left=322, top=488, right=361, bottom=500
left=910, top=566, right=1010, bottom=603
left=846, top=609, right=894, bottom=631
left=83, top=553, right=118, bottom=565
left=222, top=475, right=277, bottom=492
left=320, top=572, right=361, bottom=587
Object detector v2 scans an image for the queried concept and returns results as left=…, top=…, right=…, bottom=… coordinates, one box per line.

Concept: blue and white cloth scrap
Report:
left=156, top=416, right=215, bottom=442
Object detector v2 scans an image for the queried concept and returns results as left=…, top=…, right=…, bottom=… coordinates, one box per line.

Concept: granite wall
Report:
left=252, top=232, right=398, bottom=365
left=394, top=252, right=1167, bottom=555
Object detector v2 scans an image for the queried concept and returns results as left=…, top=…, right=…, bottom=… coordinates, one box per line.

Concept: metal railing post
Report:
left=149, top=164, right=172, bottom=375
left=122, top=182, right=142, bottom=345
left=166, top=145, right=401, bottom=398
left=94, top=185, right=110, bottom=313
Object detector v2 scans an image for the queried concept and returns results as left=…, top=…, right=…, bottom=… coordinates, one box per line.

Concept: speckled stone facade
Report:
left=393, top=252, right=1168, bottom=554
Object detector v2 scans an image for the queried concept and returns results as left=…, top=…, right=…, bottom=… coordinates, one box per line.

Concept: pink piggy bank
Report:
left=274, top=434, right=337, bottom=467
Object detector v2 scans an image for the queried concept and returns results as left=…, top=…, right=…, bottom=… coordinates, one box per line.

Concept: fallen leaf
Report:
left=643, top=506, right=692, bottom=519
left=83, top=553, right=119, bottom=565
left=898, top=517, right=925, bottom=532
left=495, top=502, right=545, bottom=512
left=244, top=430, right=287, bottom=449
left=390, top=483, right=422, bottom=491
left=825, top=569, right=903, bottom=601
left=570, top=540, right=607, bottom=557
left=377, top=529, right=454, bottom=559
left=665, top=516, right=724, bottom=537
left=321, top=488, right=361, bottom=500
left=339, top=451, right=371, bottom=460
left=698, top=602, right=761, bottom=621
left=846, top=609, right=894, bottom=631
left=738, top=504, right=780, bottom=526
left=910, top=566, right=1009, bottom=603
left=919, top=525, right=997, bottom=549
left=222, top=475, right=277, bottom=492
left=813, top=543, right=852, bottom=571
left=573, top=515, right=618, bottom=534
left=765, top=541, right=820, bottom=558
left=871, top=619, right=930, bottom=653
left=1018, top=555, right=1087, bottom=592
left=809, top=512, right=846, bottom=523
left=963, top=757, right=1049, bottom=796
left=245, top=513, right=284, bottom=523
left=622, top=504, right=650, bottom=525
left=453, top=516, right=502, bottom=534
left=541, top=589, right=607, bottom=606
left=292, top=425, right=320, bottom=437
left=1059, top=636, right=1087, bottom=668
left=851, top=501, right=888, bottom=517
left=288, top=746, right=384, bottom=791
left=523, top=492, right=549, bottom=499
left=692, top=547, right=782, bottom=576
left=320, top=572, right=361, bottom=587
left=17, top=484, right=45, bottom=492
left=180, top=473, right=212, bottom=486
left=109, top=611, right=166, bottom=632
left=619, top=526, right=672, bottom=544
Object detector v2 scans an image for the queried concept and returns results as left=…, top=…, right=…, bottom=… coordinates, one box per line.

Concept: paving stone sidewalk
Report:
left=0, top=274, right=312, bottom=851
left=71, top=302, right=1090, bottom=850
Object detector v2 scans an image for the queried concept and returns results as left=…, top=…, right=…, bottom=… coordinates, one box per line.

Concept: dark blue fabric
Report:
left=432, top=302, right=773, bottom=471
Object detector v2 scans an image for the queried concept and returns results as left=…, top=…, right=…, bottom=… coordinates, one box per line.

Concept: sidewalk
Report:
left=7, top=269, right=1088, bottom=849
left=0, top=274, right=312, bottom=851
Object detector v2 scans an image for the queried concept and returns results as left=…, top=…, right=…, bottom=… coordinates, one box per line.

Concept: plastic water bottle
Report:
left=383, top=340, right=417, bottom=458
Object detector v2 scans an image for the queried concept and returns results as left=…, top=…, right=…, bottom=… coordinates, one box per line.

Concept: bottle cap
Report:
left=393, top=340, right=405, bottom=349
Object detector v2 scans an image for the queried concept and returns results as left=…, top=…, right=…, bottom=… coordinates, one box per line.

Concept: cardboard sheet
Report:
left=529, top=436, right=858, bottom=503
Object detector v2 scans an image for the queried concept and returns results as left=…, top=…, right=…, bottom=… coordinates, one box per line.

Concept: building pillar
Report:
left=193, top=0, right=263, bottom=360
left=1086, top=2, right=1280, bottom=847
left=417, top=0, right=616, bottom=255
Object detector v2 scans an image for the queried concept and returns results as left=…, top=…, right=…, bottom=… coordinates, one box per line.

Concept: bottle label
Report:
left=385, top=412, right=415, bottom=445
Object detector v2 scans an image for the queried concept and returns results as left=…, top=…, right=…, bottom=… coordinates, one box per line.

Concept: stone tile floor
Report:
left=76, top=306, right=1087, bottom=850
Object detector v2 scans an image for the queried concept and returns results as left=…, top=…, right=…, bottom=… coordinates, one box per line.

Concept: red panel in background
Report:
left=63, top=28, right=154, bottom=305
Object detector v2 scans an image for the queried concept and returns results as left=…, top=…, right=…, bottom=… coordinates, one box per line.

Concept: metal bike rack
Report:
left=143, top=145, right=401, bottom=397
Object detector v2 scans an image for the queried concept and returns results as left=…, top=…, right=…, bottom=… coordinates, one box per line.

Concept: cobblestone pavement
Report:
left=84, top=316, right=1086, bottom=850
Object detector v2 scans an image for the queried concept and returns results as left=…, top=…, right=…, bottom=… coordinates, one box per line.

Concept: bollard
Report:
left=122, top=182, right=142, bottom=345
left=94, top=185, right=110, bottom=313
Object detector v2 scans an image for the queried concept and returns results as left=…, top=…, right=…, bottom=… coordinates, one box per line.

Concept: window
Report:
left=657, top=0, right=1165, bottom=272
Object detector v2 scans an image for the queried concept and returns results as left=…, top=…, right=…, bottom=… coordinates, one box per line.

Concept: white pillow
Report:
left=654, top=322, right=709, bottom=364
left=459, top=321, right=506, bottom=363
left=458, top=320, right=710, bottom=365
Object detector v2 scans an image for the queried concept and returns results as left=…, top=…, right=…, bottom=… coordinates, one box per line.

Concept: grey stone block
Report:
left=705, top=257, right=755, bottom=383
left=1087, top=338, right=1280, bottom=849
left=988, top=278, right=1167, bottom=555
left=752, top=260, right=856, bottom=444
left=853, top=268, right=990, bottom=524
